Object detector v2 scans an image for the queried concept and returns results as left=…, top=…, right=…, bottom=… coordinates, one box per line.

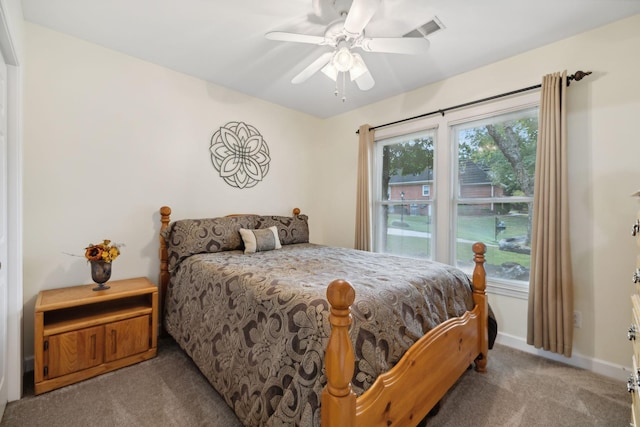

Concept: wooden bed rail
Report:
left=322, top=242, right=488, bottom=427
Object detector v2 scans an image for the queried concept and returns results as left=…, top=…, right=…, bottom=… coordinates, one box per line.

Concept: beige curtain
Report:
left=527, top=71, right=574, bottom=357
left=354, top=124, right=374, bottom=251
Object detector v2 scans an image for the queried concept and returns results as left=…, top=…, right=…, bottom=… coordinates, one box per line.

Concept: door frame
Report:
left=0, top=0, right=22, bottom=403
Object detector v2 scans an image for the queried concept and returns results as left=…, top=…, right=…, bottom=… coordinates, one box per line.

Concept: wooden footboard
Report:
left=322, top=243, right=488, bottom=427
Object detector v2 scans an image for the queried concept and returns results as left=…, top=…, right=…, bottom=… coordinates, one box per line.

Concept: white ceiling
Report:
left=21, top=0, right=640, bottom=118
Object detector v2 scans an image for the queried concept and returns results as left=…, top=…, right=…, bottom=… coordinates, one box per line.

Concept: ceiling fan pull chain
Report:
left=341, top=71, right=347, bottom=102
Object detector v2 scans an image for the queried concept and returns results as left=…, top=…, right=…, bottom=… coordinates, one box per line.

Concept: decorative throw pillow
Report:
left=239, top=226, right=282, bottom=254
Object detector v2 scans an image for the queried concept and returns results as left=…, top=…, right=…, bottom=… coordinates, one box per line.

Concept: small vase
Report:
left=90, top=260, right=112, bottom=291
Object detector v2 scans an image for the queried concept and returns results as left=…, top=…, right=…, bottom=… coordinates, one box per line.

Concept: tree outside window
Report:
left=454, top=107, right=538, bottom=282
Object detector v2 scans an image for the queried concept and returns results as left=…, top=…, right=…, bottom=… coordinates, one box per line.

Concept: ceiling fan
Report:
left=265, top=0, right=430, bottom=99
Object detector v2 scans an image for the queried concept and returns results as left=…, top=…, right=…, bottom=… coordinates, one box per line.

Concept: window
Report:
left=373, top=129, right=435, bottom=260
left=453, top=107, right=538, bottom=285
left=373, top=93, right=539, bottom=297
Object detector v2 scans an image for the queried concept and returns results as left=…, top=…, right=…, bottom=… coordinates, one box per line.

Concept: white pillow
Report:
left=239, top=226, right=282, bottom=254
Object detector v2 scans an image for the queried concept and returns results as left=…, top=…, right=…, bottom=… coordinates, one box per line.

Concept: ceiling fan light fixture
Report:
left=332, top=41, right=354, bottom=72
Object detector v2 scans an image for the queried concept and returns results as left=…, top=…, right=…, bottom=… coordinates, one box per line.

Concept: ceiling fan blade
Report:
left=350, top=53, right=374, bottom=90
left=360, top=37, right=430, bottom=54
left=265, top=31, right=328, bottom=46
left=292, top=51, right=334, bottom=84
left=343, top=0, right=381, bottom=38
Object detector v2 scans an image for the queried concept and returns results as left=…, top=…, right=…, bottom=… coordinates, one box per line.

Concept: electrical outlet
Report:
left=573, top=310, right=582, bottom=328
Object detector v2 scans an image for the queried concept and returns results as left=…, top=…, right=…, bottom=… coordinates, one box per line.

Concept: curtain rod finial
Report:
left=573, top=70, right=592, bottom=81
left=568, top=71, right=592, bottom=85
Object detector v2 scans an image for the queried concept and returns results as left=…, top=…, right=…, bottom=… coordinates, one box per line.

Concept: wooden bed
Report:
left=158, top=206, right=488, bottom=427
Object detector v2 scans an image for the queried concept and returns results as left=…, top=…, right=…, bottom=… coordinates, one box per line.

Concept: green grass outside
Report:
left=385, top=212, right=531, bottom=267
left=386, top=235, right=433, bottom=258
left=389, top=214, right=431, bottom=232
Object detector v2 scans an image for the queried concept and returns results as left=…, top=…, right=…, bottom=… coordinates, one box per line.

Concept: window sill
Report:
left=486, top=279, right=529, bottom=300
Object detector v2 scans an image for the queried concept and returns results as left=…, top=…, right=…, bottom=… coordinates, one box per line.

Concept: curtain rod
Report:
left=356, top=70, right=592, bottom=134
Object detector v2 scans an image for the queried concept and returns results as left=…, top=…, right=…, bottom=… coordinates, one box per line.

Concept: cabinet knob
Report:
left=629, top=325, right=637, bottom=341
left=633, top=219, right=640, bottom=236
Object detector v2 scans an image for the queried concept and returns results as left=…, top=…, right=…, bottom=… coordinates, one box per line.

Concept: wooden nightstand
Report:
left=34, top=277, right=158, bottom=395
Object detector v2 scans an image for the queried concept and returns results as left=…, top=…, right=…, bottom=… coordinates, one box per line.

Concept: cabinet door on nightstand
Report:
left=46, top=325, right=105, bottom=379
left=104, top=315, right=150, bottom=362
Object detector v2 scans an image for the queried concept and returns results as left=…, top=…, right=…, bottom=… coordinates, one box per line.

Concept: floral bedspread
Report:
left=163, top=243, right=474, bottom=427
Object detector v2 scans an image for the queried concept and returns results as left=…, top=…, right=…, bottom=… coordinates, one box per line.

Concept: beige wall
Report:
left=22, top=22, right=325, bottom=357
left=317, top=14, right=640, bottom=377
left=23, top=14, right=640, bottom=379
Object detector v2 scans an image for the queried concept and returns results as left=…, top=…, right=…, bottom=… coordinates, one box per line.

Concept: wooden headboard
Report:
left=158, top=206, right=302, bottom=318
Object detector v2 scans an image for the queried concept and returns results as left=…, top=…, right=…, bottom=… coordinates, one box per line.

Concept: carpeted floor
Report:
left=426, top=344, right=629, bottom=427
left=0, top=339, right=629, bottom=427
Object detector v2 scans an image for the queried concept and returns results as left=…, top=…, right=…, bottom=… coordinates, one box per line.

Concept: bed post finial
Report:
left=472, top=242, right=486, bottom=292
left=472, top=242, right=488, bottom=373
left=159, top=206, right=172, bottom=330
left=322, top=279, right=357, bottom=427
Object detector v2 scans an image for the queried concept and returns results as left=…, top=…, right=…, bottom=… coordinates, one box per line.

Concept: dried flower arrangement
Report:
left=84, top=239, right=121, bottom=263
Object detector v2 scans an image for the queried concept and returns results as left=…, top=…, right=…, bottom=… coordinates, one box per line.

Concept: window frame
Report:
left=372, top=91, right=540, bottom=299
left=372, top=128, right=437, bottom=259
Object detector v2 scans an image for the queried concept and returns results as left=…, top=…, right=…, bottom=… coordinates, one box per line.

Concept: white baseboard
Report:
left=495, top=332, right=630, bottom=383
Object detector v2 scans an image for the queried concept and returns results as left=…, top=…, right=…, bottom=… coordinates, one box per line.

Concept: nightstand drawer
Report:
left=104, top=315, right=151, bottom=362
left=45, top=325, right=104, bottom=379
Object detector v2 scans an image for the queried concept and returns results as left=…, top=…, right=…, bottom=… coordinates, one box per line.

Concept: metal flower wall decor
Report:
left=209, top=121, right=271, bottom=189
